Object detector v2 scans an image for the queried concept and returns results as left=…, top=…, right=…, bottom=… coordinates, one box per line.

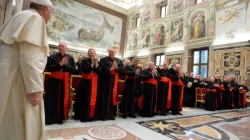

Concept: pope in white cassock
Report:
left=0, top=0, right=53, bottom=140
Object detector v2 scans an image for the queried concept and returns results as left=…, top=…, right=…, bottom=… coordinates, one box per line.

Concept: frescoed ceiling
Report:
left=105, top=0, right=145, bottom=9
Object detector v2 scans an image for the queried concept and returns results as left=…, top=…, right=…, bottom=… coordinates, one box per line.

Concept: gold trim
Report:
left=69, top=75, right=82, bottom=119
left=43, top=72, right=51, bottom=95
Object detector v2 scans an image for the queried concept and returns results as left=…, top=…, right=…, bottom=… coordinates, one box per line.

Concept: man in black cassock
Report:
left=99, top=48, right=123, bottom=120
left=169, top=64, right=184, bottom=115
left=45, top=42, right=75, bottom=124
left=193, top=75, right=202, bottom=88
left=74, top=55, right=83, bottom=75
left=121, top=58, right=142, bottom=118
left=139, top=61, right=160, bottom=117
left=183, top=72, right=195, bottom=107
left=231, top=76, right=240, bottom=108
left=205, top=77, right=217, bottom=111
left=239, top=81, right=249, bottom=108
left=157, top=62, right=171, bottom=115
left=74, top=49, right=101, bottom=122
left=214, top=73, right=223, bottom=109
left=222, top=77, right=231, bottom=109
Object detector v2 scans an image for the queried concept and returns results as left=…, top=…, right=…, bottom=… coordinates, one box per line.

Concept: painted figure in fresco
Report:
left=171, top=20, right=183, bottom=43
left=191, top=13, right=206, bottom=40
left=155, top=25, right=165, bottom=46
left=171, top=0, right=183, bottom=12
left=132, top=33, right=138, bottom=50
left=218, top=7, right=243, bottom=25
left=142, top=30, right=151, bottom=48
left=78, top=13, right=114, bottom=42
left=143, top=8, right=151, bottom=24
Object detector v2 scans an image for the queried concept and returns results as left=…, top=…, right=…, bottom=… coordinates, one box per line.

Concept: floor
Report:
left=45, top=107, right=250, bottom=140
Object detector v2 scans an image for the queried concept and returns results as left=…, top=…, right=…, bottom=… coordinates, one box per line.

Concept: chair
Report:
left=195, top=88, right=206, bottom=107
left=43, top=72, right=51, bottom=95
left=117, top=79, right=125, bottom=116
left=69, top=75, right=82, bottom=119
left=201, top=88, right=207, bottom=95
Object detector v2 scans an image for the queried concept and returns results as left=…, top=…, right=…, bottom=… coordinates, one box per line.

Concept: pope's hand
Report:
left=29, top=92, right=43, bottom=107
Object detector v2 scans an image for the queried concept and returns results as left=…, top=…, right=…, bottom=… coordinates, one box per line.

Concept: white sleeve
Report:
left=19, top=42, right=47, bottom=94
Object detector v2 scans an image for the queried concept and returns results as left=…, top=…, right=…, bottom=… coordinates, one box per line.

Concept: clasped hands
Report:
left=91, top=58, right=98, bottom=68
left=110, top=61, right=118, bottom=71
left=60, top=57, right=68, bottom=66
left=152, top=69, right=157, bottom=76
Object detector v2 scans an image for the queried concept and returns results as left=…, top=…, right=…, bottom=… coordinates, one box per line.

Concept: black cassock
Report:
left=222, top=81, right=233, bottom=109
left=74, top=58, right=101, bottom=122
left=214, top=78, right=222, bottom=110
left=239, top=85, right=249, bottom=108
left=205, top=82, right=217, bottom=111
left=139, top=68, right=160, bottom=117
left=183, top=77, right=195, bottom=107
left=74, top=61, right=83, bottom=75
left=169, top=68, right=183, bottom=115
left=98, top=56, right=123, bottom=120
left=157, top=68, right=171, bottom=115
left=45, top=52, right=75, bottom=124
left=231, top=81, right=240, bottom=108
left=121, top=65, right=142, bottom=118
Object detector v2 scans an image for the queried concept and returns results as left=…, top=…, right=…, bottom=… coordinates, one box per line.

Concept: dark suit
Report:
left=139, top=68, right=160, bottom=117
left=99, top=56, right=123, bottom=120
left=45, top=52, right=75, bottom=124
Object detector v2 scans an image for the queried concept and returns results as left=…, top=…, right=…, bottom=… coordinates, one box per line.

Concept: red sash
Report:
left=160, top=77, right=172, bottom=109
left=207, top=89, right=217, bottom=92
left=126, top=76, right=137, bottom=79
left=110, top=70, right=119, bottom=105
left=172, top=80, right=184, bottom=111
left=240, top=89, right=246, bottom=108
left=219, top=86, right=225, bottom=91
left=230, top=88, right=235, bottom=108
left=138, top=78, right=158, bottom=112
left=82, top=73, right=98, bottom=118
left=50, top=72, right=70, bottom=119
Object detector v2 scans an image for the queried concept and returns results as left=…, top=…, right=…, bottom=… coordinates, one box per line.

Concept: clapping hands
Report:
left=60, top=57, right=68, bottom=66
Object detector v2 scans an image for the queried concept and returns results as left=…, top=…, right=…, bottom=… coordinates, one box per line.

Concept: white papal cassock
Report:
left=0, top=9, right=48, bottom=140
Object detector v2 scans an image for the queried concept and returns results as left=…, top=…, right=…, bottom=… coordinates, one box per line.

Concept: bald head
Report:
left=108, top=48, right=116, bottom=59
left=124, top=60, right=131, bottom=66
left=88, top=48, right=96, bottom=60
left=133, top=57, right=139, bottom=66
left=58, top=41, right=67, bottom=55
left=175, top=64, right=181, bottom=71
left=215, top=73, right=221, bottom=79
left=148, top=61, right=155, bottom=70
left=163, top=61, right=169, bottom=69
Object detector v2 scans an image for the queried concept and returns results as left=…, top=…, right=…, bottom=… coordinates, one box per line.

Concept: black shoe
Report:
left=80, top=119, right=87, bottom=122
left=160, top=112, right=167, bottom=116
left=56, top=121, right=63, bottom=124
left=45, top=122, right=52, bottom=125
left=128, top=114, right=136, bottom=118
left=122, top=114, right=127, bottom=119
left=107, top=117, right=115, bottom=120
